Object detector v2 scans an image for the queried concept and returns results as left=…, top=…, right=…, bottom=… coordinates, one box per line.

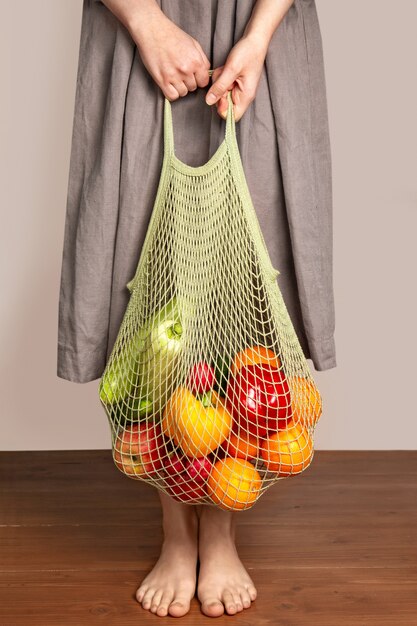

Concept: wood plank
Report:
left=0, top=522, right=415, bottom=571
left=0, top=451, right=416, bottom=625
left=0, top=568, right=416, bottom=626
left=1, top=451, right=416, bottom=527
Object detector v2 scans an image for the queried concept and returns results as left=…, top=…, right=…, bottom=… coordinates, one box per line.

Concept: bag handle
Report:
left=163, top=69, right=236, bottom=157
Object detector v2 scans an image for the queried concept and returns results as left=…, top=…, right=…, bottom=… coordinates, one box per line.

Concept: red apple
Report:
left=183, top=456, right=212, bottom=484
left=113, top=422, right=164, bottom=477
left=186, top=361, right=216, bottom=395
left=162, top=448, right=187, bottom=477
left=165, top=473, right=207, bottom=503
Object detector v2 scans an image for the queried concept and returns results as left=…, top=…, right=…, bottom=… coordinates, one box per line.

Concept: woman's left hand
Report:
left=206, top=32, right=269, bottom=122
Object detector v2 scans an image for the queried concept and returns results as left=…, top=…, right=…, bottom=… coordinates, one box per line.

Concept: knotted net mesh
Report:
left=99, top=79, right=322, bottom=510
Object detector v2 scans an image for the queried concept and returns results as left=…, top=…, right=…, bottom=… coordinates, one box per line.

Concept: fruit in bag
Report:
left=229, top=345, right=281, bottom=377
left=165, top=473, right=207, bottom=503
left=260, top=421, right=314, bottom=476
left=289, top=376, right=322, bottom=427
left=99, top=86, right=323, bottom=509
left=186, top=361, right=216, bottom=395
left=207, top=457, right=262, bottom=510
left=221, top=429, right=259, bottom=461
left=113, top=422, right=164, bottom=477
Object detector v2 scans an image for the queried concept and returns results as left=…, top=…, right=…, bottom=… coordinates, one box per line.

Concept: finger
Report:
left=216, top=86, right=241, bottom=121
left=210, top=65, right=224, bottom=83
left=162, top=82, right=179, bottom=101
left=194, top=64, right=211, bottom=89
left=215, top=91, right=230, bottom=120
left=171, top=81, right=189, bottom=99
left=205, top=63, right=237, bottom=105
left=193, top=39, right=211, bottom=72
left=183, top=73, right=198, bottom=92
left=190, top=40, right=211, bottom=89
left=217, top=87, right=250, bottom=122
left=234, top=85, right=255, bottom=121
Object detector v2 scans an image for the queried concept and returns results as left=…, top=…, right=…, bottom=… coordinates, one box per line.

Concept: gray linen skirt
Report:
left=57, top=0, right=337, bottom=383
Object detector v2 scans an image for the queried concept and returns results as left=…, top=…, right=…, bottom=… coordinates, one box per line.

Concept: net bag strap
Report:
left=163, top=72, right=236, bottom=157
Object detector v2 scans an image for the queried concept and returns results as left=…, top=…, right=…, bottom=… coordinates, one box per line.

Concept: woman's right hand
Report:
left=128, top=9, right=211, bottom=101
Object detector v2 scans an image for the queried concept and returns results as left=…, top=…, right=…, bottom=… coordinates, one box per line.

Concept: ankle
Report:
left=199, top=507, right=236, bottom=542
left=162, top=506, right=199, bottom=543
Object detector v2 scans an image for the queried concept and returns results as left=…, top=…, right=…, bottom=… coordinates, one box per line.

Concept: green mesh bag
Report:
left=98, top=74, right=322, bottom=510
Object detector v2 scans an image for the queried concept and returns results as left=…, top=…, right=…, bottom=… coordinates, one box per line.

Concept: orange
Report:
left=289, top=376, right=322, bottom=427
left=161, top=387, right=232, bottom=457
left=207, top=457, right=262, bottom=510
left=221, top=430, right=259, bottom=460
left=260, top=421, right=313, bottom=476
left=229, top=345, right=281, bottom=377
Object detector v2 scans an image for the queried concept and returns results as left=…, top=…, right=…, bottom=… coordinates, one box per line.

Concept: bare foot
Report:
left=136, top=492, right=198, bottom=617
left=197, top=505, right=257, bottom=617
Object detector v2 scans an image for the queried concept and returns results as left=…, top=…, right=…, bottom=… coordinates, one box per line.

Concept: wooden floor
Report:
left=0, top=450, right=416, bottom=625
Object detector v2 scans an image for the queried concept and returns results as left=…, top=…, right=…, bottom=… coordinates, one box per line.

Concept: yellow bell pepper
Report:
left=161, top=387, right=232, bottom=458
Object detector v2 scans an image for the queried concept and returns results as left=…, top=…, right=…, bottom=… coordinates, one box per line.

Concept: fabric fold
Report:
left=57, top=0, right=336, bottom=383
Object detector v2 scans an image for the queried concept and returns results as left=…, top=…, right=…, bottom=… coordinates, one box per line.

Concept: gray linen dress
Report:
left=57, top=0, right=337, bottom=383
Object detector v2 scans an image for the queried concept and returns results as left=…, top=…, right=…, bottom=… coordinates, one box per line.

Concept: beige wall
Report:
left=1, top=1, right=416, bottom=451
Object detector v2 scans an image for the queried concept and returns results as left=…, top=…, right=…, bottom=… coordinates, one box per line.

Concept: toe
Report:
left=168, top=596, right=191, bottom=618
left=247, top=584, right=257, bottom=601
left=240, top=587, right=252, bottom=609
left=141, top=588, right=155, bottom=610
left=150, top=589, right=163, bottom=614
left=222, top=590, right=237, bottom=615
left=233, top=592, right=243, bottom=612
left=135, top=585, right=147, bottom=603
left=201, top=599, right=224, bottom=617
left=156, top=590, right=174, bottom=617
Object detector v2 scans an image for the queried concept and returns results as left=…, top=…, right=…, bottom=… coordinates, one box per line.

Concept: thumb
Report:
left=205, top=64, right=237, bottom=105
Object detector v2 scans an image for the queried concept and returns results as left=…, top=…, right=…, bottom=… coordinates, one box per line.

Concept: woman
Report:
left=57, top=0, right=336, bottom=617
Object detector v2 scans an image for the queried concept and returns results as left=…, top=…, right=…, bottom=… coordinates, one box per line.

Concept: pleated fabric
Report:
left=57, top=0, right=336, bottom=383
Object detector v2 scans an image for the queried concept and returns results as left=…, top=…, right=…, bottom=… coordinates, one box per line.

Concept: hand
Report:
left=206, top=33, right=269, bottom=122
left=129, top=12, right=211, bottom=101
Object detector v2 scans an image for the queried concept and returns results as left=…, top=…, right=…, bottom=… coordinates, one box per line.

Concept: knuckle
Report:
left=177, top=61, right=191, bottom=75
left=161, top=69, right=175, bottom=82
